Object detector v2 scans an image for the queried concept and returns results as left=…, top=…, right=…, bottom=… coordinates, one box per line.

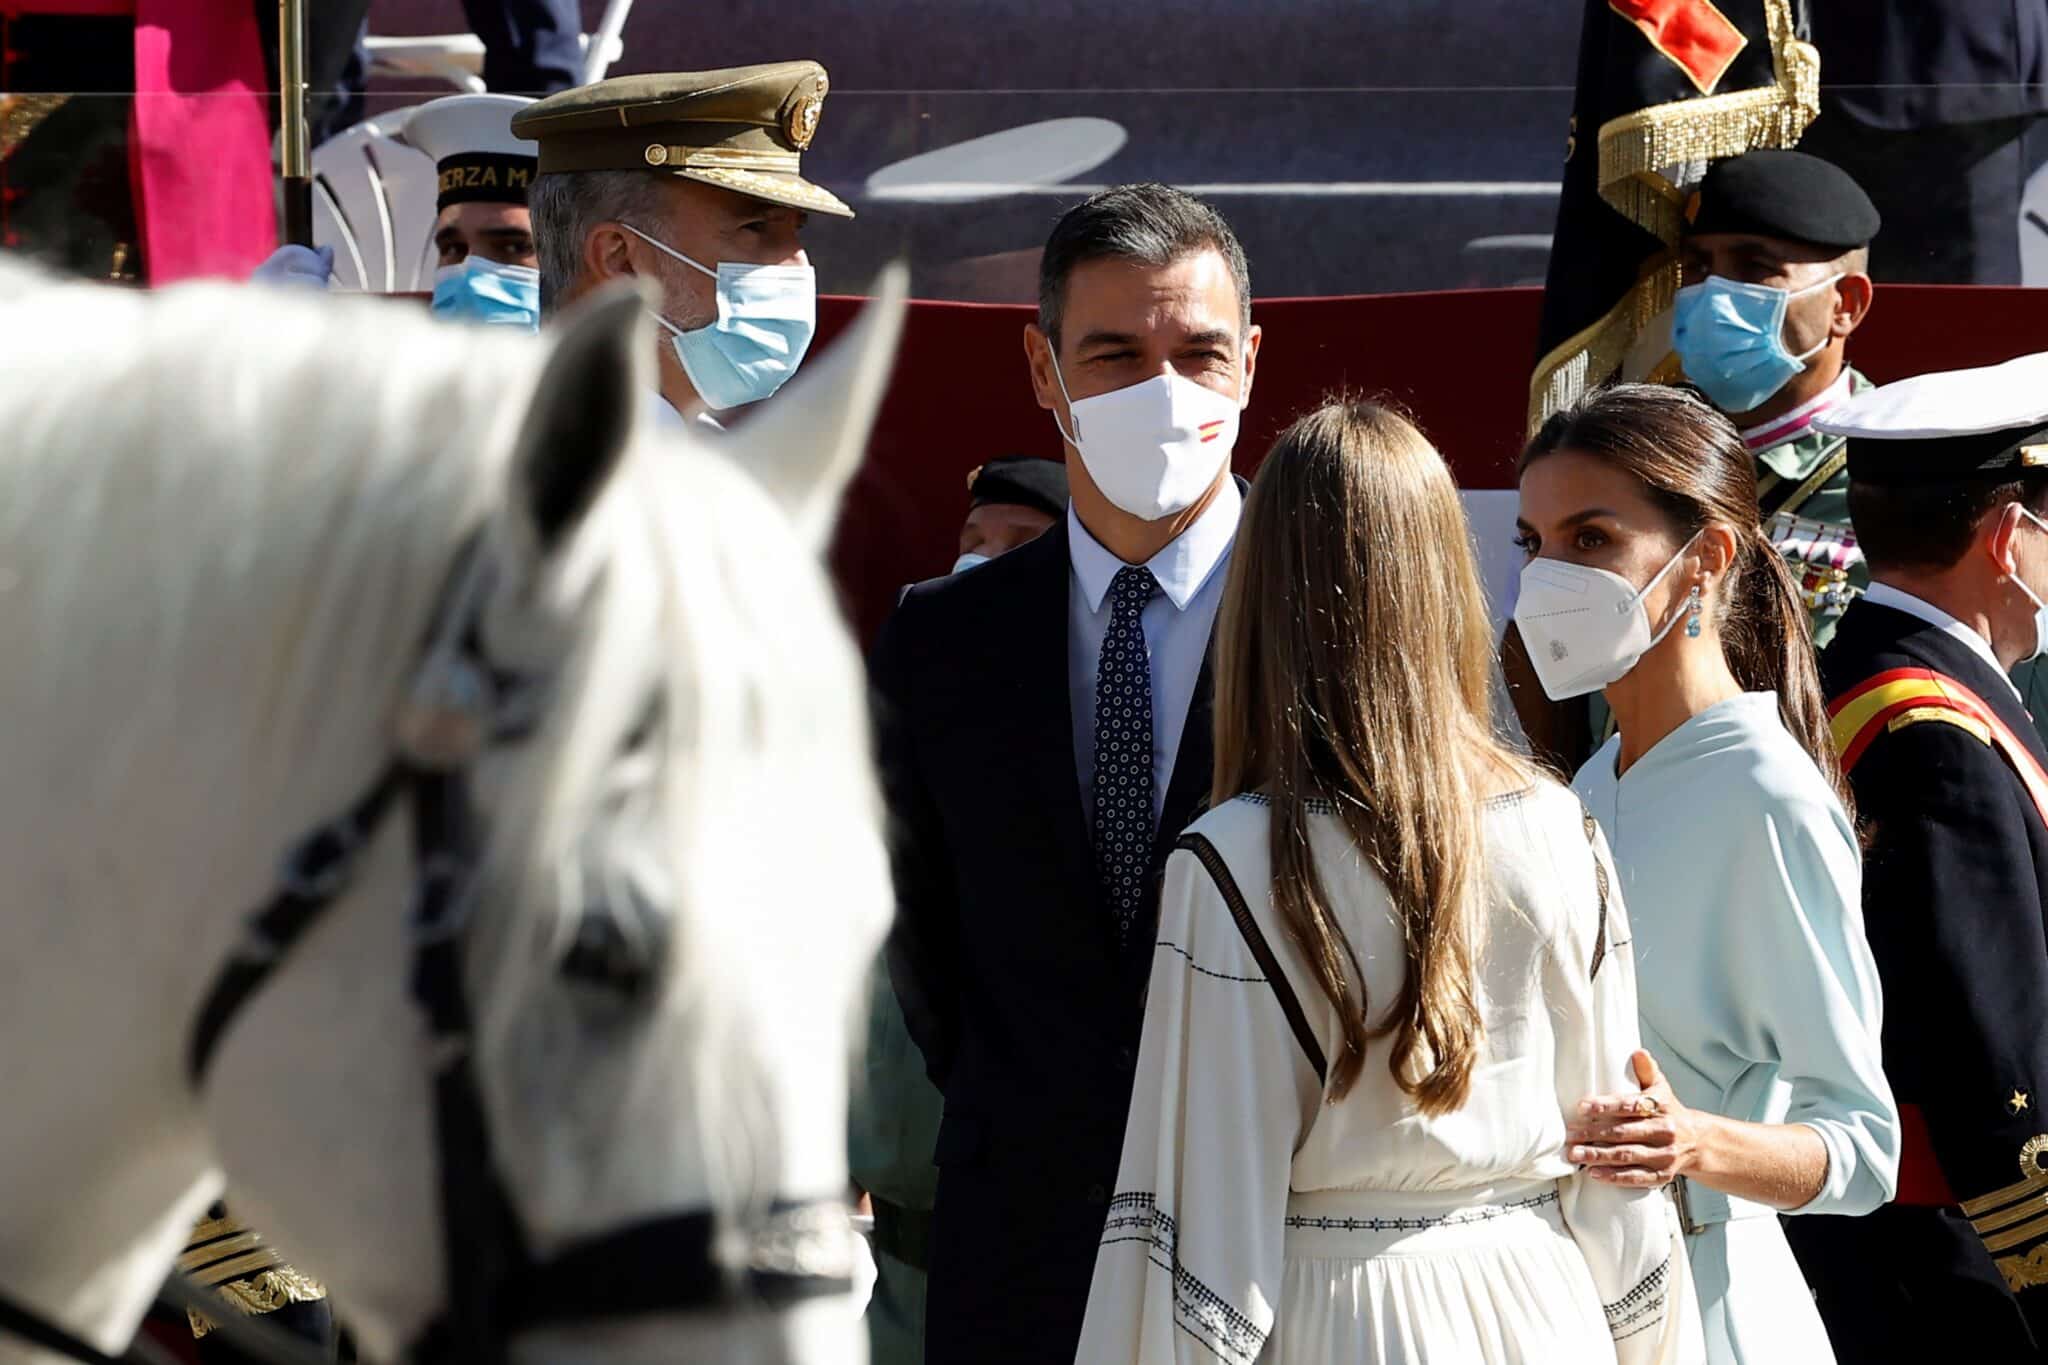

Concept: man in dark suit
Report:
left=1793, top=357, right=2048, bottom=1355
left=870, top=183, right=1262, bottom=1365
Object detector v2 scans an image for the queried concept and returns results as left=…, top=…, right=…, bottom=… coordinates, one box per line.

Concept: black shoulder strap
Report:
left=1174, top=832, right=1327, bottom=1086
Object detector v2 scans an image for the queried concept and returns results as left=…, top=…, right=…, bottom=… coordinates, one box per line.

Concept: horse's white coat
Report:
left=0, top=259, right=899, bottom=1364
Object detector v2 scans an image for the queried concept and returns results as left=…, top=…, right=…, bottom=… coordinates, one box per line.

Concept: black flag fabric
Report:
left=1531, top=0, right=1820, bottom=429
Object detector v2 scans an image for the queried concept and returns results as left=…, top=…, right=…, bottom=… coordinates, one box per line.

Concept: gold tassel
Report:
left=1528, top=0, right=1820, bottom=431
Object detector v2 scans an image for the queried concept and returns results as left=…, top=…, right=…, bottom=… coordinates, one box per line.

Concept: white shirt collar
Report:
left=1068, top=477, right=1242, bottom=613
left=1864, top=581, right=2024, bottom=702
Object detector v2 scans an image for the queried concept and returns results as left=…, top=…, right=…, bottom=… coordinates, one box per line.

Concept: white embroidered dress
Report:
left=1075, top=782, right=1701, bottom=1365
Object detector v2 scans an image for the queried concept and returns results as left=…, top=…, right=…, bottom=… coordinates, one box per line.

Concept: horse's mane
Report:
left=0, top=257, right=886, bottom=1218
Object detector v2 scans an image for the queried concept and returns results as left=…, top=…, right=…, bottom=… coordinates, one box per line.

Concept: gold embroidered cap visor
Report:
left=510, top=61, right=853, bottom=219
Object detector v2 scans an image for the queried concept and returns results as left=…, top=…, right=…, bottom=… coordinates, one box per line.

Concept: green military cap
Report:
left=510, top=60, right=853, bottom=219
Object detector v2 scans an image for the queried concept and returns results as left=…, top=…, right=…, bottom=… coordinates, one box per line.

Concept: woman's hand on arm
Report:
left=1569, top=1051, right=1830, bottom=1209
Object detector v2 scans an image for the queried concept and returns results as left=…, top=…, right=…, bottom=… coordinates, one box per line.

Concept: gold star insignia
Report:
left=2010, top=1090, right=2031, bottom=1115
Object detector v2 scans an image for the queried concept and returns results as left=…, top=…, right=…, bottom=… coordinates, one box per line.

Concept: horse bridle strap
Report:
left=171, top=539, right=853, bottom=1365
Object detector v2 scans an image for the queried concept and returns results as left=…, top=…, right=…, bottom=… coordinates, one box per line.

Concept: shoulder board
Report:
left=1886, top=704, right=1992, bottom=746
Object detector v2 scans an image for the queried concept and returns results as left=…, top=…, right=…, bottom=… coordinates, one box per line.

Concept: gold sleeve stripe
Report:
left=186, top=1214, right=247, bottom=1245
left=1974, top=1193, right=2048, bottom=1235
left=1985, top=1209, right=2048, bottom=1255
left=1961, top=1168, right=2048, bottom=1218
left=178, top=1231, right=276, bottom=1274
left=187, top=1249, right=289, bottom=1287
left=1886, top=706, right=1992, bottom=744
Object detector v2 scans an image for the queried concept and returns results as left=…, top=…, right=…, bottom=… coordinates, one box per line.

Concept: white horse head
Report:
left=0, top=256, right=901, bottom=1363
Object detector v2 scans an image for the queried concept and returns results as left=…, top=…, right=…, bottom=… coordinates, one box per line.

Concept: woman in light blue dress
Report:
left=1510, top=385, right=1900, bottom=1364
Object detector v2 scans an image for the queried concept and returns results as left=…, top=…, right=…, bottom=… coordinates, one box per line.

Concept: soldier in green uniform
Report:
left=852, top=455, right=1067, bottom=1365
left=1507, top=149, right=1881, bottom=764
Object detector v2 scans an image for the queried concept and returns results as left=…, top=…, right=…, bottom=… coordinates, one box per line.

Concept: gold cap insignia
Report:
left=643, top=143, right=669, bottom=167
left=785, top=83, right=825, bottom=151
left=2021, top=444, right=2048, bottom=468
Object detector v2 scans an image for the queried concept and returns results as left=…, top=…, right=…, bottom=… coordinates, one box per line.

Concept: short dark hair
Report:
left=1037, top=183, right=1251, bottom=350
left=1850, top=472, right=2048, bottom=573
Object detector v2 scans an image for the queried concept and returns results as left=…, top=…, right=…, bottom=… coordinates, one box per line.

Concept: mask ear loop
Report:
left=1047, top=346, right=1082, bottom=448
left=1626, top=529, right=1707, bottom=648
left=1786, top=272, right=1846, bottom=364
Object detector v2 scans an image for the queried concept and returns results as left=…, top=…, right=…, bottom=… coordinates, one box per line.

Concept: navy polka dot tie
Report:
left=1093, top=564, right=1158, bottom=944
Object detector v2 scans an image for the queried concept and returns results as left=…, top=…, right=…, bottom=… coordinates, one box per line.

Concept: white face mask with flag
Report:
left=2008, top=507, right=2048, bottom=663
left=1512, top=532, right=1702, bottom=701
left=1049, top=354, right=1241, bottom=521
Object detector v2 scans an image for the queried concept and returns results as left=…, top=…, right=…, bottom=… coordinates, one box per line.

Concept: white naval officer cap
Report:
left=1815, top=352, right=2048, bottom=486
left=402, top=93, right=539, bottom=212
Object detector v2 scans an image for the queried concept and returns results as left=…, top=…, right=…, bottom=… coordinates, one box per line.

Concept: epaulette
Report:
left=179, top=1203, right=326, bottom=1339
left=1963, top=1136, right=2048, bottom=1294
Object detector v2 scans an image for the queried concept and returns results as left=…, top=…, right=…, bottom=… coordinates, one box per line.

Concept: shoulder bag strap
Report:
left=1174, top=832, right=1327, bottom=1086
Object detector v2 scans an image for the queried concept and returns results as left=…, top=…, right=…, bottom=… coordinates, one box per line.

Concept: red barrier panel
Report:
left=819, top=285, right=2048, bottom=647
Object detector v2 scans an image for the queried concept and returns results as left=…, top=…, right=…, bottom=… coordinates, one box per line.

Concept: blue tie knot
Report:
left=1111, top=564, right=1158, bottom=615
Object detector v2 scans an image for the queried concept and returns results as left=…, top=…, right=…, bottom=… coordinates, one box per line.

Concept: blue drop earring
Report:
left=1685, top=586, right=1704, bottom=638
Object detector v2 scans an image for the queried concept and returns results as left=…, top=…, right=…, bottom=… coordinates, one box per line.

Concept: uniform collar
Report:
left=1069, top=476, right=1241, bottom=613
left=1748, top=368, right=1863, bottom=480
left=1864, top=580, right=2023, bottom=703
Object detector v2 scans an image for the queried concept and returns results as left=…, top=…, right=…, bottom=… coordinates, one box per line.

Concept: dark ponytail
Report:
left=1522, top=384, right=1856, bottom=821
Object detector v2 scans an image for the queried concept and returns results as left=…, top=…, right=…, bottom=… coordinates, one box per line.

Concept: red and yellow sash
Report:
left=1830, top=668, right=2048, bottom=829
left=1830, top=668, right=2048, bottom=1206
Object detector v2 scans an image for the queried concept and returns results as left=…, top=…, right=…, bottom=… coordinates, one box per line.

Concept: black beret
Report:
left=1684, top=150, right=1880, bottom=251
left=967, top=455, right=1068, bottom=519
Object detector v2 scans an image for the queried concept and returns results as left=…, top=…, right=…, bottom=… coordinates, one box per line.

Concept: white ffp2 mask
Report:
left=1050, top=357, right=1240, bottom=521
left=1512, top=534, right=1700, bottom=700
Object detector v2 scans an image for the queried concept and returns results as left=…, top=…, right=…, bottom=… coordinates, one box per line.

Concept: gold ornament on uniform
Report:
left=2013, top=1090, right=2033, bottom=1115
left=644, top=143, right=670, bottom=167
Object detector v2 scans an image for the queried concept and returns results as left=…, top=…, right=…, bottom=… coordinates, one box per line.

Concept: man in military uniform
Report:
left=1787, top=356, right=2048, bottom=1356
left=512, top=63, right=851, bottom=429
left=1506, top=149, right=1880, bottom=765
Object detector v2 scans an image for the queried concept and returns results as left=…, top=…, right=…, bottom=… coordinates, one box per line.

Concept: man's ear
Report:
left=1988, top=499, right=2029, bottom=576
left=1024, top=323, right=1060, bottom=413
left=1238, top=323, right=1263, bottom=409
left=1833, top=272, right=1874, bottom=339
left=581, top=222, right=638, bottom=287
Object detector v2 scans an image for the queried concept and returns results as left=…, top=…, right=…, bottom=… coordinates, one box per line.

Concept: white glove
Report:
left=251, top=244, right=334, bottom=290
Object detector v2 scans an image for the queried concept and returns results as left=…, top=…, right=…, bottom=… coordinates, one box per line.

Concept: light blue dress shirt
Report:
left=1067, top=480, right=1241, bottom=826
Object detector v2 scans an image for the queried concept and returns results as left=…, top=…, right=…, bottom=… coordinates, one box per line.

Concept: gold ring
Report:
left=1638, top=1096, right=1660, bottom=1117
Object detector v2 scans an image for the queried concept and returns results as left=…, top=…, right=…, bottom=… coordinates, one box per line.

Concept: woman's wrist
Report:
left=1677, top=1108, right=1722, bottom=1184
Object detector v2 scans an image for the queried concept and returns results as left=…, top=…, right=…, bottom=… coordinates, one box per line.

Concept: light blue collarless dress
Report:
left=1573, top=692, right=1899, bottom=1365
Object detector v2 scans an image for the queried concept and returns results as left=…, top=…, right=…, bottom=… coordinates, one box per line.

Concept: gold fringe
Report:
left=0, top=94, right=72, bottom=161
left=186, top=1268, right=328, bottom=1340
left=1528, top=0, right=1821, bottom=431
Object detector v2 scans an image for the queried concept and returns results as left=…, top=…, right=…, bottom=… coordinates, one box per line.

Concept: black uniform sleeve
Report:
left=1852, top=716, right=2048, bottom=1284
left=869, top=591, right=960, bottom=1093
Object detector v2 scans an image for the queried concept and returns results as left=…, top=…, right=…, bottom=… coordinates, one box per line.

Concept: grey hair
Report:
left=1036, top=183, right=1252, bottom=351
left=529, top=170, right=670, bottom=317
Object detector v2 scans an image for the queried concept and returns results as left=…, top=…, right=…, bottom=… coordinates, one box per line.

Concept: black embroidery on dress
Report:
left=1281, top=1188, right=1561, bottom=1233
left=1235, top=791, right=1338, bottom=816
left=1156, top=939, right=1265, bottom=984
left=1100, top=1192, right=1268, bottom=1365
left=1603, top=1253, right=1672, bottom=1342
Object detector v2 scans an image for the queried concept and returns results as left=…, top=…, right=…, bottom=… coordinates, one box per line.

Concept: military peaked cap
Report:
left=1817, top=353, right=2048, bottom=485
left=510, top=61, right=852, bottom=218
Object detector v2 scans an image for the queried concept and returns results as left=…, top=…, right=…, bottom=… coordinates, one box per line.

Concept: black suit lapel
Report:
left=1014, top=523, right=1109, bottom=927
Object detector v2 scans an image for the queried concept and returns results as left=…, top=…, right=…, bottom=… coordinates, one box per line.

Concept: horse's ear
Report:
left=507, top=280, right=651, bottom=557
left=722, top=261, right=907, bottom=551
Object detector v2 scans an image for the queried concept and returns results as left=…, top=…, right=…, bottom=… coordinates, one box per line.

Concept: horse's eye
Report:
left=560, top=907, right=665, bottom=1000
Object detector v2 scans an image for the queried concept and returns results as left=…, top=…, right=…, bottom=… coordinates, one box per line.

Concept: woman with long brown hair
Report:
left=1514, top=383, right=1898, bottom=1364
left=1076, top=400, right=1699, bottom=1364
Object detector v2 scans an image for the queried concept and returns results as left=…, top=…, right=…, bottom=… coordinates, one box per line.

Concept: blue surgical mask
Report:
left=620, top=221, right=816, bottom=412
left=951, top=551, right=991, bottom=575
left=431, top=255, right=540, bottom=331
left=1672, top=273, right=1841, bottom=415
